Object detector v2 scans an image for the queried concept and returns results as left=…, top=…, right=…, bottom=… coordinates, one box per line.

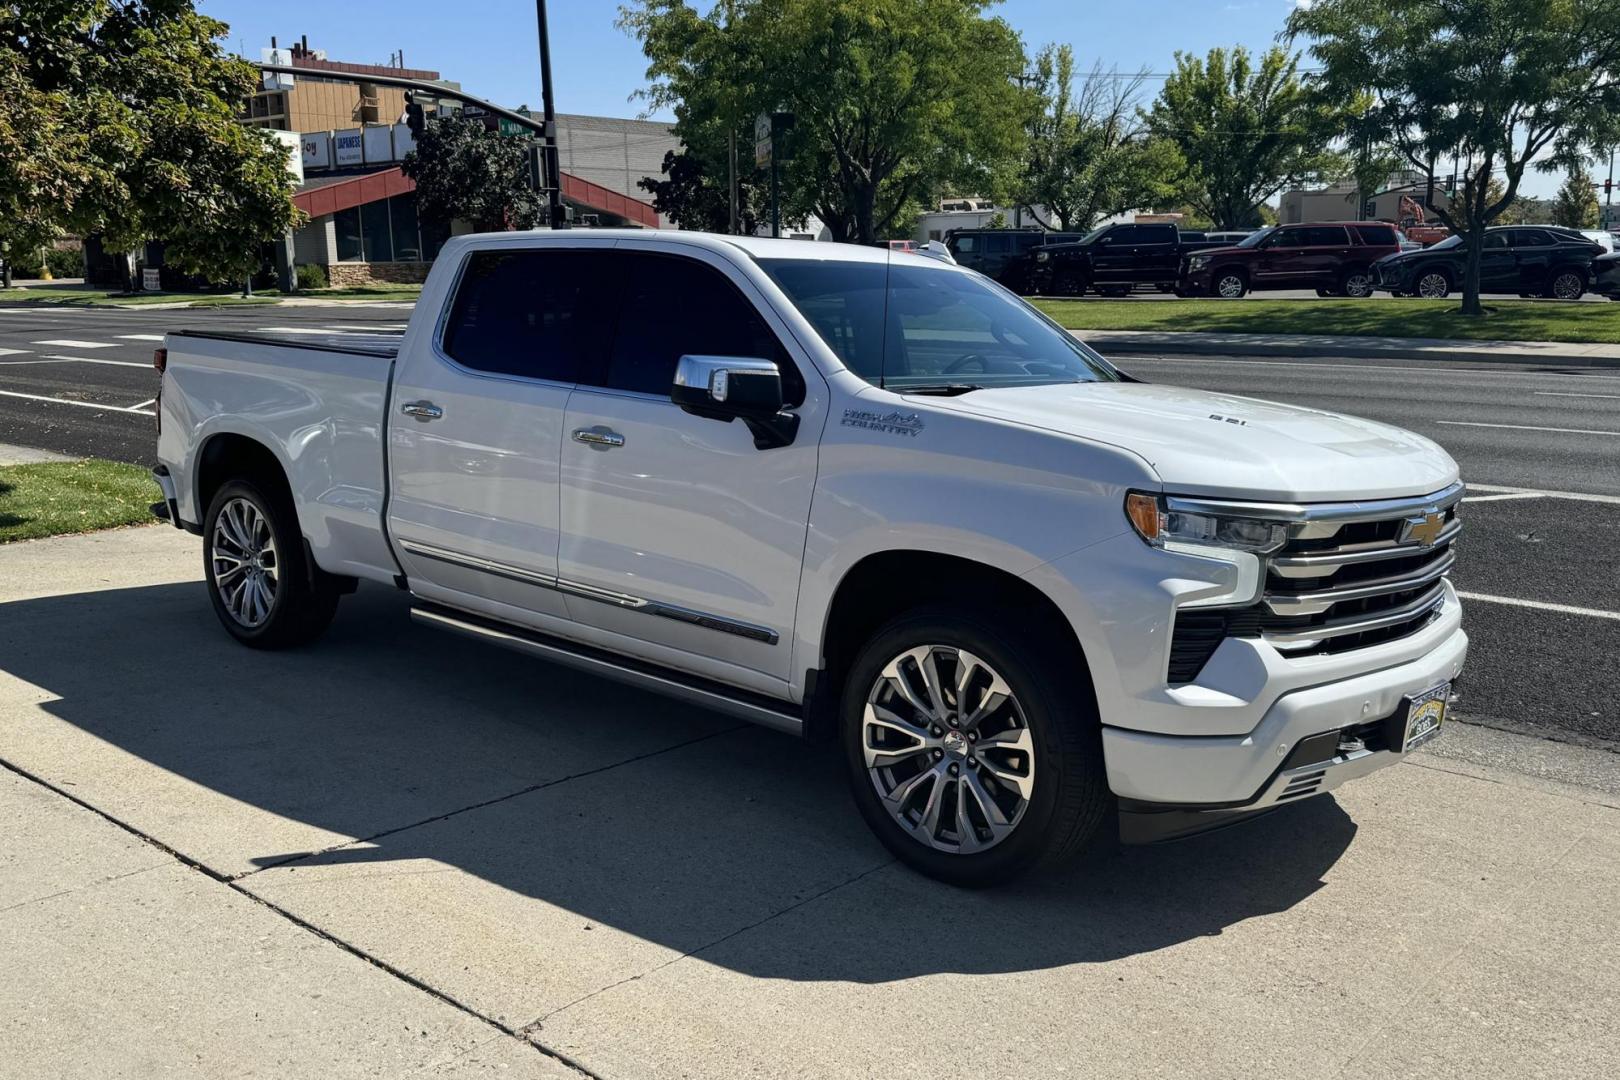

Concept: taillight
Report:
left=153, top=347, right=167, bottom=373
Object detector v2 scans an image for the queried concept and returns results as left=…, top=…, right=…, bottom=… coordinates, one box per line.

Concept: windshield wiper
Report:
left=897, top=383, right=985, bottom=396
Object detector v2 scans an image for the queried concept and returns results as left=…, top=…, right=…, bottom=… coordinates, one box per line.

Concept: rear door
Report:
left=1481, top=230, right=1520, bottom=292
left=388, top=243, right=616, bottom=620
left=1506, top=229, right=1556, bottom=293
left=1295, top=225, right=1353, bottom=285
left=1133, top=225, right=1180, bottom=283
left=555, top=245, right=824, bottom=688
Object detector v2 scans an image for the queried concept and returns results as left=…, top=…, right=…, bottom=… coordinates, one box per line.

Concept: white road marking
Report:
left=327, top=324, right=408, bottom=332
left=1120, top=354, right=1620, bottom=380
left=40, top=354, right=151, bottom=368
left=1463, top=492, right=1547, bottom=502
left=129, top=398, right=157, bottom=410
left=0, top=358, right=79, bottom=366
left=1457, top=591, right=1620, bottom=622
left=116, top=334, right=164, bottom=342
left=31, top=338, right=118, bottom=349
left=0, top=388, right=155, bottom=415
left=0, top=347, right=30, bottom=357
left=1437, top=420, right=1620, bottom=436
left=1468, top=483, right=1620, bottom=505
left=1533, top=390, right=1620, bottom=399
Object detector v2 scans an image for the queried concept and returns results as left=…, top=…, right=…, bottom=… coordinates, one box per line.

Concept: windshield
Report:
left=1236, top=227, right=1275, bottom=249
left=1429, top=234, right=1464, bottom=250
left=758, top=256, right=1120, bottom=391
left=1076, top=225, right=1109, bottom=246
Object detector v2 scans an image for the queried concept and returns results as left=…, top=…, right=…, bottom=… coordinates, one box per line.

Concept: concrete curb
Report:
left=1072, top=330, right=1620, bottom=368
left=0, top=443, right=77, bottom=466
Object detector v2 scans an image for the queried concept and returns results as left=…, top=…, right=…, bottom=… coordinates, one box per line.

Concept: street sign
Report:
left=754, top=113, right=772, bottom=169
left=261, top=48, right=294, bottom=91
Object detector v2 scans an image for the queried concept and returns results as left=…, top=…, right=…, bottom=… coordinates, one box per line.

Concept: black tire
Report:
left=840, top=606, right=1110, bottom=887
left=1339, top=266, right=1374, bottom=298
left=1315, top=288, right=1336, bottom=298
left=1097, top=285, right=1131, bottom=298
left=1546, top=267, right=1586, bottom=300
left=203, top=479, right=340, bottom=649
left=1052, top=270, right=1086, bottom=297
left=1212, top=268, right=1248, bottom=299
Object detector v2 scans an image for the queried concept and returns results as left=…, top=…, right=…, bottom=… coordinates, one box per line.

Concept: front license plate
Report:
left=1402, top=683, right=1450, bottom=751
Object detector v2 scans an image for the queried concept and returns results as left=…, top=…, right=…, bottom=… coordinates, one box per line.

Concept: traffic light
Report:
left=404, top=101, right=425, bottom=138
left=1606, top=177, right=1613, bottom=197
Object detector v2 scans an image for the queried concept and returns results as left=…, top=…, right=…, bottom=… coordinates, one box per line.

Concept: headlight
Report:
left=1125, top=493, right=1288, bottom=553
left=1034, top=251, right=1049, bottom=263
left=1125, top=492, right=1288, bottom=609
left=1187, top=255, right=1210, bottom=270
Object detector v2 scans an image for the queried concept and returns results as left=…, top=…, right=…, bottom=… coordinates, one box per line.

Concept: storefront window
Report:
left=361, top=202, right=393, bottom=262
left=389, top=195, right=422, bottom=261
left=334, top=206, right=363, bottom=262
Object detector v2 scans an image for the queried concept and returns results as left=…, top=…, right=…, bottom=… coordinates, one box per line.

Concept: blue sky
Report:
left=204, top=0, right=1568, bottom=198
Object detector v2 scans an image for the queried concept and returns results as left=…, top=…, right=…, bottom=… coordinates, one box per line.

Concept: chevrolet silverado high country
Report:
left=152, top=232, right=1467, bottom=886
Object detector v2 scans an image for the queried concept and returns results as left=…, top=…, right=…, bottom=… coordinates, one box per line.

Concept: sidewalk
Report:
left=1073, top=327, right=1620, bottom=367
left=0, top=442, right=75, bottom=465
left=2, top=527, right=1617, bottom=1079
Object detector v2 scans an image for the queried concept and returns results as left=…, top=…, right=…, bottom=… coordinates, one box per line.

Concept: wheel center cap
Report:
left=942, top=730, right=967, bottom=757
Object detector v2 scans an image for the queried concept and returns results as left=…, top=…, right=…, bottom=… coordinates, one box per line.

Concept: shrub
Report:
left=295, top=263, right=328, bottom=290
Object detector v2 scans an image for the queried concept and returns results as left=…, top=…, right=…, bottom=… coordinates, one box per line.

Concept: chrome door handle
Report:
left=573, top=427, right=625, bottom=449
left=401, top=400, right=443, bottom=421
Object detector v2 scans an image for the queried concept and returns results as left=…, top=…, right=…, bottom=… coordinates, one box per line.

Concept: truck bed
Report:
left=168, top=327, right=401, bottom=359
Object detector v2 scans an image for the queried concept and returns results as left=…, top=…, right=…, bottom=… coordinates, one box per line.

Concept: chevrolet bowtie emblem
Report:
left=1401, top=510, right=1447, bottom=547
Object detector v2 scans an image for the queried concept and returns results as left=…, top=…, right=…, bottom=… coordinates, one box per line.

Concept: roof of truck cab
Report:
left=450, top=229, right=928, bottom=267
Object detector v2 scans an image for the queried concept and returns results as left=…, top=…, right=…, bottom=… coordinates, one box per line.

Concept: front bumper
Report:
left=1108, top=620, right=1467, bottom=841
left=1372, top=263, right=1414, bottom=291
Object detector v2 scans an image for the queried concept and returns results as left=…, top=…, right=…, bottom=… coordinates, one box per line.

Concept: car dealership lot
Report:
left=1, top=526, right=1617, bottom=1079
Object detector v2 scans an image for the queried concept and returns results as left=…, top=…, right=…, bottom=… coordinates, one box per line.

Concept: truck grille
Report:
left=1167, top=483, right=1463, bottom=683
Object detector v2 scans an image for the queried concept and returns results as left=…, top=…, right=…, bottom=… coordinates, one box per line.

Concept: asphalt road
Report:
left=0, top=302, right=410, bottom=462
left=1, top=301, right=1615, bottom=748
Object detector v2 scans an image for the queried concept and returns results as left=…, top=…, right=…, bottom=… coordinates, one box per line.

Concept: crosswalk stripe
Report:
left=31, top=338, right=118, bottom=349
left=0, top=347, right=30, bottom=357
left=117, top=334, right=164, bottom=342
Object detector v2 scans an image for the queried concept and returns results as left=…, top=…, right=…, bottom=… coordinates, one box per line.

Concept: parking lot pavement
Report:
left=3, top=526, right=1618, bottom=1079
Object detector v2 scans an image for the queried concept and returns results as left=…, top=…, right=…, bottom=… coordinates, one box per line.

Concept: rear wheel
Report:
left=1340, top=267, right=1374, bottom=298
left=1547, top=268, right=1586, bottom=300
left=841, top=608, right=1109, bottom=887
left=203, top=480, right=339, bottom=648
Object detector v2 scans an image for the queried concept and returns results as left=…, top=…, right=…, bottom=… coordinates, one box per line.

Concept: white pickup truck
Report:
left=153, top=231, right=1467, bottom=885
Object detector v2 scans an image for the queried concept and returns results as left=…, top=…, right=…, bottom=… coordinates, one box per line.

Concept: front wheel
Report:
left=1051, top=270, right=1086, bottom=297
left=1213, top=270, right=1248, bottom=299
left=1416, top=270, right=1451, bottom=298
left=203, top=480, right=339, bottom=648
left=1547, top=268, right=1586, bottom=300
left=841, top=608, right=1109, bottom=887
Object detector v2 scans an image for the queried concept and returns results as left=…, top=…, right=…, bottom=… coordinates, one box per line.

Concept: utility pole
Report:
left=725, top=0, right=738, bottom=234
left=535, top=0, right=566, bottom=228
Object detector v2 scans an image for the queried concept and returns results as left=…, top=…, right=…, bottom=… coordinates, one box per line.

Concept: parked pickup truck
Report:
left=153, top=231, right=1467, bottom=886
left=1002, top=222, right=1227, bottom=296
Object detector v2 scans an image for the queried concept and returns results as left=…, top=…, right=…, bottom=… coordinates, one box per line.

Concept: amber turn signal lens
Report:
left=1125, top=492, right=1161, bottom=541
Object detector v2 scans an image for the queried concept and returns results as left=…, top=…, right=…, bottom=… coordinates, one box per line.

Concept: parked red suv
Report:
left=1177, top=221, right=1404, bottom=299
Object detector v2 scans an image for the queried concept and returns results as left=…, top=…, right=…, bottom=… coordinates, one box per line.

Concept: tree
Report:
left=1289, top=0, right=1620, bottom=314
left=0, top=1, right=302, bottom=286
left=622, top=0, right=1028, bottom=244
left=1144, top=46, right=1341, bottom=230
left=638, top=146, right=764, bottom=233
left=1015, top=46, right=1183, bottom=231
left=1553, top=165, right=1600, bottom=228
left=401, top=117, right=542, bottom=233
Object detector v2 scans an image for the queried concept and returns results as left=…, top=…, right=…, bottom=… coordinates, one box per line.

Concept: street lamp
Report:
left=535, top=0, right=566, bottom=229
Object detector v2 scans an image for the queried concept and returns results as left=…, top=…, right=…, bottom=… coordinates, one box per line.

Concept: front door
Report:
left=388, top=244, right=616, bottom=620
left=1253, top=227, right=1307, bottom=284
left=556, top=246, right=824, bottom=688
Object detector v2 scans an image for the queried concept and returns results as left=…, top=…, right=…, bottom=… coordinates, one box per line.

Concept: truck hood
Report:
left=928, top=382, right=1458, bottom=502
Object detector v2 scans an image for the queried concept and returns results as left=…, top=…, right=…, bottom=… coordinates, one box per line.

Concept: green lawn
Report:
left=0, top=459, right=161, bottom=543
left=1034, top=297, right=1620, bottom=345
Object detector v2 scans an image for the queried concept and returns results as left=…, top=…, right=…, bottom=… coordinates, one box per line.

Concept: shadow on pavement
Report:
left=1, top=580, right=1356, bottom=982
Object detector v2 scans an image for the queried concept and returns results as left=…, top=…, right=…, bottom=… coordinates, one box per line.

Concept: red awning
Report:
left=293, top=166, right=660, bottom=228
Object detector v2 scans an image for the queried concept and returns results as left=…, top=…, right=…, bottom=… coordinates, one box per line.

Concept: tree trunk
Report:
left=852, top=183, right=878, bottom=245
left=1460, top=229, right=1485, bottom=316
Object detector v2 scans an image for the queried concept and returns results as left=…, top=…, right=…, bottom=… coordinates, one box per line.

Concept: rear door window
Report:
left=1301, top=226, right=1351, bottom=246
left=1511, top=229, right=1556, bottom=247
left=1353, top=224, right=1397, bottom=245
left=440, top=249, right=616, bottom=383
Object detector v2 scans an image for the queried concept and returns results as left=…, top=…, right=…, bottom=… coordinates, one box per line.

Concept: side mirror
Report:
left=672, top=355, right=799, bottom=449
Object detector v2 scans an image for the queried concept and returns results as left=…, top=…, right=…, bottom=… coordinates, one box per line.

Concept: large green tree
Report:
left=622, top=0, right=1027, bottom=244
left=1015, top=46, right=1182, bottom=231
left=1289, top=0, right=1620, bottom=313
left=1553, top=165, right=1601, bottom=228
left=0, top=1, right=301, bottom=285
left=402, top=117, right=542, bottom=232
left=1144, top=46, right=1341, bottom=230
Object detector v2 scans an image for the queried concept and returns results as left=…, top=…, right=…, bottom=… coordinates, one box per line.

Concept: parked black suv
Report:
left=1005, top=223, right=1226, bottom=296
left=1372, top=226, right=1601, bottom=299
left=944, top=228, right=1085, bottom=282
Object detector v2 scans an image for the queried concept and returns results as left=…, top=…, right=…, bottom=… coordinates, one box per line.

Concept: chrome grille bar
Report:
left=1264, top=550, right=1457, bottom=615
left=1269, top=519, right=1463, bottom=579
left=1263, top=583, right=1447, bottom=645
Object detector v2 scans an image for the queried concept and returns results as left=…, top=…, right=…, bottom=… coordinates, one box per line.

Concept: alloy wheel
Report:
left=1343, top=273, right=1373, bottom=298
left=1417, top=272, right=1449, bottom=298
left=1552, top=272, right=1584, bottom=300
left=1216, top=274, right=1245, bottom=299
left=862, top=645, right=1035, bottom=854
left=211, top=497, right=279, bottom=628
